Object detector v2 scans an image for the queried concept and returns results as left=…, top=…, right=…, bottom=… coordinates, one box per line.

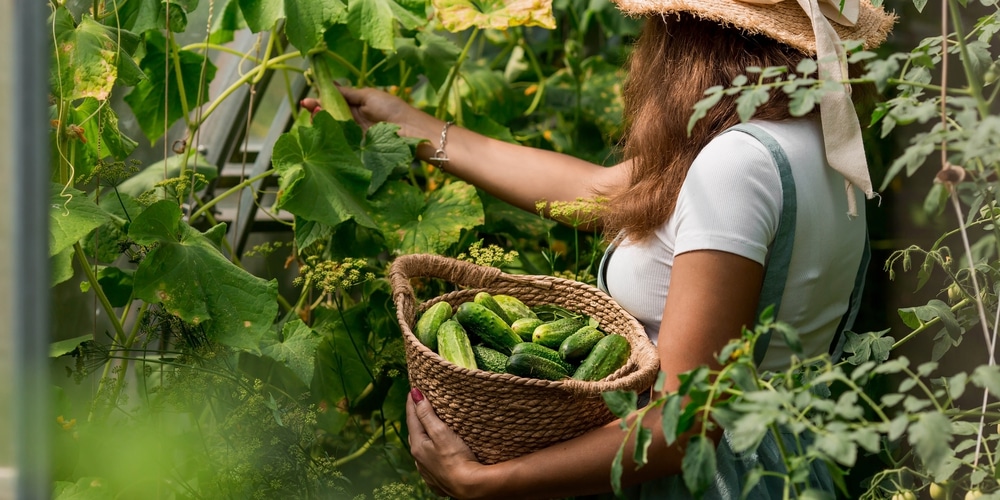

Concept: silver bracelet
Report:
left=428, top=121, right=452, bottom=171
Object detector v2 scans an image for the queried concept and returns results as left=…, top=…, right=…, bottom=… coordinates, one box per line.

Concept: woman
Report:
left=335, top=1, right=894, bottom=498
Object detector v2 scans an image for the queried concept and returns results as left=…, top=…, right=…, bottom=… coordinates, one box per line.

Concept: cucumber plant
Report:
left=47, top=0, right=633, bottom=497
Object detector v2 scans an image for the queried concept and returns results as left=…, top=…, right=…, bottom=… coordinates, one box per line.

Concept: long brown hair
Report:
left=601, top=13, right=811, bottom=242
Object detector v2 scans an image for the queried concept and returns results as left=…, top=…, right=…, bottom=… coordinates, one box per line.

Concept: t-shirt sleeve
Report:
left=671, top=130, right=782, bottom=265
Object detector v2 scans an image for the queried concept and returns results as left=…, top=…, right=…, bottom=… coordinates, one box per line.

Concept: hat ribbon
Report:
left=735, top=0, right=873, bottom=217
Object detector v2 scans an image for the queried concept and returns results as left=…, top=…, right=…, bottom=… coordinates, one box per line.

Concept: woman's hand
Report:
left=406, top=388, right=490, bottom=499
left=335, top=85, right=418, bottom=133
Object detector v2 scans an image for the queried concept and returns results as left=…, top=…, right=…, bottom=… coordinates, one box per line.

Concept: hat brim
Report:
left=613, top=0, right=896, bottom=54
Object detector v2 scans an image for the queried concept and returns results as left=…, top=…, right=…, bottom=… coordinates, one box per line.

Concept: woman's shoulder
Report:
left=691, top=118, right=824, bottom=180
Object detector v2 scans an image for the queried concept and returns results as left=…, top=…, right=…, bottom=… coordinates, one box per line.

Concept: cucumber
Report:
left=511, top=318, right=544, bottom=342
left=494, top=294, right=538, bottom=322
left=531, top=304, right=587, bottom=323
left=472, top=345, right=509, bottom=373
left=532, top=317, right=588, bottom=349
left=572, top=334, right=631, bottom=381
left=558, top=325, right=606, bottom=364
left=474, top=292, right=512, bottom=325
left=414, top=301, right=453, bottom=351
left=511, top=342, right=574, bottom=373
left=454, top=302, right=522, bottom=355
left=436, top=320, right=477, bottom=370
left=505, top=352, right=570, bottom=381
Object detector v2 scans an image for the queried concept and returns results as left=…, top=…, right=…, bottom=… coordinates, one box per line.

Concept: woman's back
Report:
left=602, top=118, right=867, bottom=371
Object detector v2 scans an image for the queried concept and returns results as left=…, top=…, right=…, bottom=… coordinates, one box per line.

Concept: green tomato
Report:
left=891, top=491, right=916, bottom=500
left=966, top=488, right=983, bottom=500
left=929, top=483, right=947, bottom=500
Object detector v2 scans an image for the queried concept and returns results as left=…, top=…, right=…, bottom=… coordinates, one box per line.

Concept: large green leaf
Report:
left=118, top=0, right=199, bottom=34
left=58, top=100, right=139, bottom=182
left=260, top=320, right=322, bottom=386
left=359, top=123, right=413, bottom=194
left=129, top=200, right=278, bottom=352
left=123, top=31, right=218, bottom=144
left=432, top=0, right=556, bottom=32
left=386, top=32, right=460, bottom=89
left=52, top=247, right=76, bottom=286
left=286, top=0, right=346, bottom=54
left=371, top=180, right=484, bottom=254
left=238, top=0, right=284, bottom=32
left=272, top=112, right=377, bottom=229
left=209, top=0, right=248, bottom=44
left=347, top=0, right=425, bottom=52
left=51, top=10, right=141, bottom=101
left=50, top=183, right=116, bottom=257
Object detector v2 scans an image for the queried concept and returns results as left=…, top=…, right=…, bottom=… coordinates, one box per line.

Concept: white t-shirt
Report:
left=602, top=118, right=866, bottom=372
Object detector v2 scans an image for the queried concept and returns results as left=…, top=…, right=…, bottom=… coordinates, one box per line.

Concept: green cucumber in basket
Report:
left=436, top=320, right=477, bottom=370
left=474, top=291, right=512, bottom=325
left=414, top=301, right=452, bottom=351
left=455, top=302, right=522, bottom=355
left=505, top=352, right=570, bottom=381
left=493, top=294, right=538, bottom=323
left=558, top=325, right=606, bottom=364
left=511, top=342, right=574, bottom=373
left=472, top=345, right=509, bottom=373
left=511, top=318, right=544, bottom=341
left=572, top=334, right=631, bottom=381
left=532, top=317, right=588, bottom=349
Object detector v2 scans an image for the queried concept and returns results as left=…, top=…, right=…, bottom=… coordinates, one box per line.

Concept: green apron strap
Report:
left=727, top=124, right=797, bottom=366
left=829, top=234, right=871, bottom=360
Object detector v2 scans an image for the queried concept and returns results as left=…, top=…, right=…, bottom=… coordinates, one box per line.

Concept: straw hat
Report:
left=613, top=0, right=896, bottom=54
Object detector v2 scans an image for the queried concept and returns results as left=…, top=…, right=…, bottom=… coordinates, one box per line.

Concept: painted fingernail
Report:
left=410, top=388, right=424, bottom=403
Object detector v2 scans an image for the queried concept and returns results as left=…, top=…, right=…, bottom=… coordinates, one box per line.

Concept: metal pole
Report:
left=12, top=0, right=50, bottom=497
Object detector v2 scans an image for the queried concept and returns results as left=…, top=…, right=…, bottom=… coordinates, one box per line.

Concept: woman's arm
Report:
left=335, top=86, right=628, bottom=216
left=406, top=249, right=764, bottom=500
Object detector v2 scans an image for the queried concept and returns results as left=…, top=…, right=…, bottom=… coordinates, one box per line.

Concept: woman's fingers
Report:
left=405, top=389, right=430, bottom=448
left=408, top=389, right=456, bottom=439
left=335, top=84, right=365, bottom=106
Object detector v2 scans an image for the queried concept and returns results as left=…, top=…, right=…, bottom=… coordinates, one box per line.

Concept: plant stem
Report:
left=436, top=29, right=480, bottom=120
left=168, top=32, right=193, bottom=128
left=891, top=298, right=970, bottom=350
left=188, top=168, right=275, bottom=221
left=74, top=243, right=127, bottom=344
left=253, top=21, right=280, bottom=85
left=181, top=42, right=262, bottom=61
left=330, top=425, right=386, bottom=468
left=321, top=49, right=363, bottom=79
left=883, top=78, right=967, bottom=94
left=195, top=52, right=301, bottom=130
left=947, top=0, right=991, bottom=118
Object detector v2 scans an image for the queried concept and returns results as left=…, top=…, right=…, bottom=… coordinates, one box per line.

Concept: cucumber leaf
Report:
left=129, top=200, right=278, bottom=353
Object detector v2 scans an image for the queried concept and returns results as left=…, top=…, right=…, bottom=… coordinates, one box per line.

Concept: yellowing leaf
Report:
left=432, top=0, right=556, bottom=32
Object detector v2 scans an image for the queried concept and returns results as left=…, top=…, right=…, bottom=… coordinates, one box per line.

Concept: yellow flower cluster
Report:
left=456, top=240, right=518, bottom=268
left=294, top=257, right=375, bottom=294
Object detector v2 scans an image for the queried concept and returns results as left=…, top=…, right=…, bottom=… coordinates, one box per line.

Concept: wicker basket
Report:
left=390, top=254, right=660, bottom=464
